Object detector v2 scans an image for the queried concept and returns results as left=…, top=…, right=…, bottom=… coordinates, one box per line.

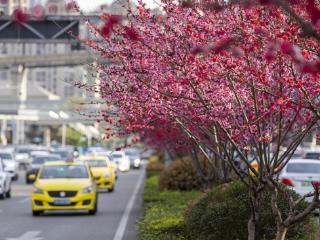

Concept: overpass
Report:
left=0, top=52, right=92, bottom=68
left=0, top=15, right=104, bottom=146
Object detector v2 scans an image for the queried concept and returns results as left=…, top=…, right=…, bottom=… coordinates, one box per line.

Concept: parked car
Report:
left=125, top=148, right=141, bottom=169
left=0, top=158, right=11, bottom=199
left=279, top=159, right=320, bottom=200
left=110, top=151, right=130, bottom=172
left=26, top=154, right=61, bottom=184
left=0, top=151, right=18, bottom=180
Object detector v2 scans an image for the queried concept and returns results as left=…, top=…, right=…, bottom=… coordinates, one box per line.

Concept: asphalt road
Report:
left=0, top=167, right=145, bottom=240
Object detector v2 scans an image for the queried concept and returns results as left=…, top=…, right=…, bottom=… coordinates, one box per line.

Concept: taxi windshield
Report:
left=85, top=160, right=107, bottom=168
left=40, top=165, right=89, bottom=179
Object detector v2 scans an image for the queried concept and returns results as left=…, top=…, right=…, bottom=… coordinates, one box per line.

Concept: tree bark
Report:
left=248, top=188, right=260, bottom=240
left=275, top=227, right=288, bottom=240
left=247, top=215, right=256, bottom=240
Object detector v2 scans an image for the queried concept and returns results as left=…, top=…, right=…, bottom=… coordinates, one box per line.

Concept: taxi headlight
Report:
left=33, top=187, right=44, bottom=194
left=82, top=185, right=94, bottom=194
left=105, top=171, right=112, bottom=178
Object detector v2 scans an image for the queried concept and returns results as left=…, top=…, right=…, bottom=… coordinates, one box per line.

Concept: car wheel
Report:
left=26, top=178, right=31, bottom=184
left=32, top=210, right=43, bottom=216
left=88, top=200, right=98, bottom=215
left=13, top=175, right=18, bottom=181
left=108, top=185, right=114, bottom=193
left=0, top=192, right=5, bottom=200
left=6, top=190, right=11, bottom=198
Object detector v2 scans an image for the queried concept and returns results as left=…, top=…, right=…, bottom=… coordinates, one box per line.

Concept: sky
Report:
left=75, top=0, right=158, bottom=11
left=75, top=0, right=113, bottom=11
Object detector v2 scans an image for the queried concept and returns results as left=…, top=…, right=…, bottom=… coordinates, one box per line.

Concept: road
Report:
left=0, top=167, right=145, bottom=240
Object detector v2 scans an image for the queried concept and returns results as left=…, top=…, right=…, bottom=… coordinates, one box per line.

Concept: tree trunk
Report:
left=275, top=227, right=288, bottom=240
left=247, top=215, right=256, bottom=240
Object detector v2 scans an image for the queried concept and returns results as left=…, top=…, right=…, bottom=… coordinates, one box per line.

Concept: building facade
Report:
left=0, top=0, right=86, bottom=100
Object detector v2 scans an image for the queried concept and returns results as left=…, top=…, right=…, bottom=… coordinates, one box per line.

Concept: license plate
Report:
left=301, top=181, right=312, bottom=187
left=54, top=199, right=71, bottom=205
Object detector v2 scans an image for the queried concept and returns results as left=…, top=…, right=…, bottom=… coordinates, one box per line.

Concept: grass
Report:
left=138, top=175, right=200, bottom=240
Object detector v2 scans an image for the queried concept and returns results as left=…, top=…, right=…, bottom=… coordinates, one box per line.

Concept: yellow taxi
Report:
left=79, top=156, right=116, bottom=192
left=31, top=161, right=98, bottom=216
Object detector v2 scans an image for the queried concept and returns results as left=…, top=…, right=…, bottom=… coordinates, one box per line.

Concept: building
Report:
left=0, top=0, right=30, bottom=15
left=0, top=0, right=86, bottom=100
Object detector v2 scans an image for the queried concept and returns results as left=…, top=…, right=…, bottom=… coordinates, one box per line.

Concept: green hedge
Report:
left=138, top=176, right=317, bottom=240
left=184, top=181, right=317, bottom=240
left=159, top=157, right=208, bottom=191
left=146, top=162, right=165, bottom=178
left=138, top=175, right=200, bottom=240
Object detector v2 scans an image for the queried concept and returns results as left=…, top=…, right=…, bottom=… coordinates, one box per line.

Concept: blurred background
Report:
left=0, top=0, right=138, bottom=151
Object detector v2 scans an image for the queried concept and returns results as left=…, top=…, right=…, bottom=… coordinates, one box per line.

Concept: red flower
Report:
left=12, top=8, right=28, bottom=24
left=277, top=98, right=285, bottom=105
left=124, top=27, right=139, bottom=41
left=306, top=0, right=320, bottom=25
left=280, top=42, right=292, bottom=55
left=32, top=4, right=45, bottom=19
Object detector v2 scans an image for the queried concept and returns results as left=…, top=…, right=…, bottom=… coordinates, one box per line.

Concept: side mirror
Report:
left=29, top=174, right=37, bottom=181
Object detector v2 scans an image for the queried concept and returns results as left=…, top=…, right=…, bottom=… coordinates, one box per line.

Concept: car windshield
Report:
left=287, top=163, right=320, bottom=174
left=17, top=149, right=32, bottom=154
left=0, top=153, right=12, bottom=160
left=54, top=151, right=71, bottom=159
left=126, top=152, right=139, bottom=157
left=32, top=156, right=60, bottom=165
left=40, top=165, right=89, bottom=179
left=112, top=154, right=122, bottom=159
left=85, top=160, right=107, bottom=167
left=305, top=153, right=320, bottom=159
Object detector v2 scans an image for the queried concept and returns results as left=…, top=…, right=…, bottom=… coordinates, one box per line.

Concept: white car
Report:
left=0, top=151, right=18, bottom=180
left=0, top=158, right=12, bottom=199
left=15, top=146, right=34, bottom=168
left=125, top=148, right=141, bottom=169
left=303, top=150, right=320, bottom=160
left=111, top=151, right=130, bottom=172
left=279, top=159, right=320, bottom=200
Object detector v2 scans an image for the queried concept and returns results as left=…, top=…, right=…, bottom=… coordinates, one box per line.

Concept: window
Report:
left=0, top=43, right=7, bottom=55
left=36, top=44, right=45, bottom=55
left=287, top=163, right=320, bottom=174
left=36, top=71, right=46, bottom=82
left=0, top=70, right=8, bottom=81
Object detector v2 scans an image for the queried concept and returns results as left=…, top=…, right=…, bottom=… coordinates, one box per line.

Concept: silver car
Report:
left=0, top=151, right=18, bottom=180
left=279, top=159, right=320, bottom=200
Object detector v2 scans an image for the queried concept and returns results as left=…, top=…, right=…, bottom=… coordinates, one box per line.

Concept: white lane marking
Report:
left=113, top=172, right=145, bottom=240
left=19, top=197, right=31, bottom=203
left=6, top=231, right=43, bottom=240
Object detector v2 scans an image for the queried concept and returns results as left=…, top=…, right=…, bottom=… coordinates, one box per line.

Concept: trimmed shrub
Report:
left=159, top=157, right=209, bottom=191
left=146, top=162, right=165, bottom=178
left=185, top=181, right=315, bottom=240
left=138, top=176, right=200, bottom=240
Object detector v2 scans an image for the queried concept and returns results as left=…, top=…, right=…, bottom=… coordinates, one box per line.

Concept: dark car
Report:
left=25, top=154, right=61, bottom=184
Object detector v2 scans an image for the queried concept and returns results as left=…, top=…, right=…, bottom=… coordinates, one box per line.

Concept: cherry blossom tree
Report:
left=65, top=0, right=320, bottom=239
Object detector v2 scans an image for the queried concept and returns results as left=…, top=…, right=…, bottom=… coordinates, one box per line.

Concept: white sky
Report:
left=75, top=0, right=158, bottom=11
left=75, top=0, right=113, bottom=11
